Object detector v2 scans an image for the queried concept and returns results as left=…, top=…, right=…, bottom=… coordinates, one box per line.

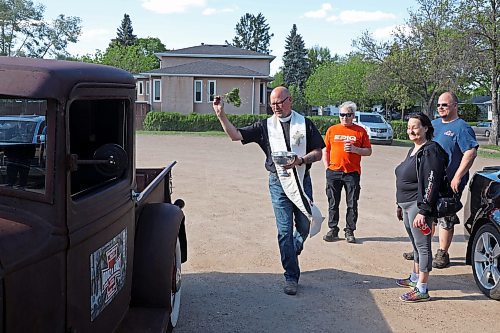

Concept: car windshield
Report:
left=360, top=114, right=384, bottom=123
left=0, top=120, right=37, bottom=143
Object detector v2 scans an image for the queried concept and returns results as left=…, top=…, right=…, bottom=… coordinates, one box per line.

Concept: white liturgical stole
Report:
left=267, top=110, right=324, bottom=237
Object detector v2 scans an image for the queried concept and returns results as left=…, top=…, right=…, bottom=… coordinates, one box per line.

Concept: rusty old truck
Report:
left=0, top=57, right=187, bottom=332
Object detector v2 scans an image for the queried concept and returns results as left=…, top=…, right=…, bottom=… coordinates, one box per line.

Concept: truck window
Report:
left=0, top=98, right=47, bottom=194
left=69, top=99, right=128, bottom=199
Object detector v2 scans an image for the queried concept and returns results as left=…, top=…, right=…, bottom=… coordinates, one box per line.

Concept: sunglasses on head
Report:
left=339, top=113, right=354, bottom=117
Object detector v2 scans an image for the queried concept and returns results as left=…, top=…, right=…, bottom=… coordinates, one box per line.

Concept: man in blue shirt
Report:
left=431, top=91, right=478, bottom=268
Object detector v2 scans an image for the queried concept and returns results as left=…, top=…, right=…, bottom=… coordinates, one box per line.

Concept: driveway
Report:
left=137, top=134, right=499, bottom=333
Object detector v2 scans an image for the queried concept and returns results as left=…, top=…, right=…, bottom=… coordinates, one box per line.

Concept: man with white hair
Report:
left=322, top=101, right=372, bottom=243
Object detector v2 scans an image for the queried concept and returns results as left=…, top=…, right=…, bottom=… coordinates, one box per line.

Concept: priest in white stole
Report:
left=212, top=86, right=325, bottom=296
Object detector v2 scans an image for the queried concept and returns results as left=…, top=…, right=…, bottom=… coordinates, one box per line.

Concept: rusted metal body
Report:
left=0, top=57, right=187, bottom=332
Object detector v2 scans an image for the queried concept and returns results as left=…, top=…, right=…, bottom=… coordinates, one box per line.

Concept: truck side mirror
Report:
left=69, top=143, right=128, bottom=177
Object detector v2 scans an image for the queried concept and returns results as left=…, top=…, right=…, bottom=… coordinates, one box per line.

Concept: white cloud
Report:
left=373, top=25, right=397, bottom=39
left=304, top=3, right=333, bottom=19
left=202, top=7, right=235, bottom=16
left=338, top=10, right=396, bottom=24
left=67, top=27, right=112, bottom=55
left=141, top=0, right=207, bottom=14
left=326, top=15, right=338, bottom=22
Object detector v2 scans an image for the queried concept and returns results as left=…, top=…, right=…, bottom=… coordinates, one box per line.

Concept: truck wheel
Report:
left=132, top=203, right=184, bottom=309
left=168, top=237, right=182, bottom=330
left=471, top=224, right=500, bottom=300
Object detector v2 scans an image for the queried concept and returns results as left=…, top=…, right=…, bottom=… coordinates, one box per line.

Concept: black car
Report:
left=464, top=166, right=500, bottom=300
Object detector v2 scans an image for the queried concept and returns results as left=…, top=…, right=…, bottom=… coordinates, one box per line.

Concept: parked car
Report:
left=376, top=110, right=401, bottom=120
left=0, top=115, right=47, bottom=188
left=472, top=121, right=495, bottom=137
left=464, top=166, right=500, bottom=300
left=354, top=112, right=393, bottom=145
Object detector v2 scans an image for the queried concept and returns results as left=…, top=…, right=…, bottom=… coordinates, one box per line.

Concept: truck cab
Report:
left=0, top=57, right=187, bottom=332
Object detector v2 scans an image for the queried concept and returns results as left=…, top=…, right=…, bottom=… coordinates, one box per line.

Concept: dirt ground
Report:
left=137, top=134, right=499, bottom=333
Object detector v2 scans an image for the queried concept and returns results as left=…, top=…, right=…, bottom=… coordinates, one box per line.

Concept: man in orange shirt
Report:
left=323, top=101, right=372, bottom=243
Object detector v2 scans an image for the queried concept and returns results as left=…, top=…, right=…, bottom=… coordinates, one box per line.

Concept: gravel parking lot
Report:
left=137, top=134, right=499, bottom=333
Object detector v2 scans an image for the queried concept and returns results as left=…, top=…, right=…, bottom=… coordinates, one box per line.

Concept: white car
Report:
left=354, top=112, right=393, bottom=145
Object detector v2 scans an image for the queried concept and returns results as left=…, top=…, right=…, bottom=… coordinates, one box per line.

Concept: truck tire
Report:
left=168, top=237, right=182, bottom=331
left=132, top=203, right=184, bottom=309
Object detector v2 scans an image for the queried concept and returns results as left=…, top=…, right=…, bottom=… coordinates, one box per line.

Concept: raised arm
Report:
left=212, top=96, right=243, bottom=141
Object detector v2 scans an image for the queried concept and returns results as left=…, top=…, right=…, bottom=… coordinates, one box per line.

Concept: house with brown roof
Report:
left=135, top=44, right=275, bottom=115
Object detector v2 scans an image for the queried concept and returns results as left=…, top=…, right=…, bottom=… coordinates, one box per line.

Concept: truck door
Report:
left=65, top=95, right=136, bottom=333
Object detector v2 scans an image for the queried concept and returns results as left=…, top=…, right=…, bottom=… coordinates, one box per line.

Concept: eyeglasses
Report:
left=437, top=103, right=455, bottom=108
left=339, top=113, right=354, bottom=117
left=271, top=96, right=289, bottom=108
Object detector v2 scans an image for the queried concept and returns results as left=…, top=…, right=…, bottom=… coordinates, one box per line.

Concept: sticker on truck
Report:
left=90, top=228, right=127, bottom=321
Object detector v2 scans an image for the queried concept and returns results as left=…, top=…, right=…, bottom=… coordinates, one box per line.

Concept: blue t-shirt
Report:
left=432, top=118, right=478, bottom=190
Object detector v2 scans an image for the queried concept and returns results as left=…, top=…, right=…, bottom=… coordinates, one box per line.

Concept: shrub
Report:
left=143, top=111, right=341, bottom=135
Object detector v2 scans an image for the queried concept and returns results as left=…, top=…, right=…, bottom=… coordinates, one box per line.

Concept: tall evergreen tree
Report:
left=282, top=24, right=309, bottom=90
left=112, top=13, right=137, bottom=46
left=230, top=12, right=273, bottom=54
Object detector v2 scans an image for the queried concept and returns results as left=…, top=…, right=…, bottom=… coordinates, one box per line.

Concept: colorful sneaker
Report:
left=400, top=287, right=430, bottom=302
left=396, top=276, right=417, bottom=288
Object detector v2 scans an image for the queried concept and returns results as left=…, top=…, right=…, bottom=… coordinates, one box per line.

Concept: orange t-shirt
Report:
left=324, top=123, right=371, bottom=174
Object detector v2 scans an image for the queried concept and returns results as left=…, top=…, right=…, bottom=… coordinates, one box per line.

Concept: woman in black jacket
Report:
left=395, top=113, right=448, bottom=302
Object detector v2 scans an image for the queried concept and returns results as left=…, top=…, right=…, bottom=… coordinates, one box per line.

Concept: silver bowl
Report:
left=271, top=151, right=297, bottom=166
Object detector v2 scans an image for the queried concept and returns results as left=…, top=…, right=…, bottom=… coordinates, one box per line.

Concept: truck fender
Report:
left=132, top=202, right=184, bottom=307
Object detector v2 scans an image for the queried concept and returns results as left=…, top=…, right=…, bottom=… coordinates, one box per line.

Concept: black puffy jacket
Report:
left=415, top=141, right=449, bottom=217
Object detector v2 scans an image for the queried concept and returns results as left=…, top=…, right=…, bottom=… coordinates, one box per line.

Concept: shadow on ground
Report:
left=175, top=269, right=486, bottom=333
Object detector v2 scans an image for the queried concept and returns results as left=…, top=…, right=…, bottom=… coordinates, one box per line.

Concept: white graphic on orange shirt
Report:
left=334, top=134, right=356, bottom=142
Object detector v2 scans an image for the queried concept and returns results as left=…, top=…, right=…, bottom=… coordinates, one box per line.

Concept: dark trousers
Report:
left=326, top=169, right=361, bottom=232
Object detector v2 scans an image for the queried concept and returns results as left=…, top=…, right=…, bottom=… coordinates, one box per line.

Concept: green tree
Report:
left=354, top=0, right=475, bottom=116
left=0, top=0, right=80, bottom=57
left=289, top=84, right=307, bottom=113
left=81, top=37, right=166, bottom=73
left=282, top=24, right=309, bottom=90
left=304, top=54, right=379, bottom=110
left=111, top=13, right=137, bottom=47
left=270, top=69, right=284, bottom=88
left=307, top=45, right=336, bottom=74
left=24, top=14, right=81, bottom=58
left=458, top=0, right=499, bottom=144
left=230, top=13, right=273, bottom=54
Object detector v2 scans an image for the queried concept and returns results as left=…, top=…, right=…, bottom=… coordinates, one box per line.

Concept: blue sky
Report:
left=38, top=0, right=417, bottom=74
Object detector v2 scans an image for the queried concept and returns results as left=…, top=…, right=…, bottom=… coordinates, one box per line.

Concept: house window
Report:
left=194, top=80, right=202, bottom=103
left=153, top=79, right=161, bottom=102
left=259, top=83, right=266, bottom=104
left=208, top=80, right=216, bottom=102
left=138, top=81, right=144, bottom=95
left=146, top=81, right=150, bottom=95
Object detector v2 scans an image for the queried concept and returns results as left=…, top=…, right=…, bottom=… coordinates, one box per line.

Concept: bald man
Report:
left=213, top=86, right=325, bottom=295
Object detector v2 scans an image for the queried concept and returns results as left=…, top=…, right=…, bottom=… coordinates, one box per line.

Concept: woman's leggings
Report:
left=399, top=200, right=433, bottom=273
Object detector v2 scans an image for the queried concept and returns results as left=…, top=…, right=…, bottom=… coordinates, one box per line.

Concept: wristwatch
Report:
left=298, top=157, right=304, bottom=166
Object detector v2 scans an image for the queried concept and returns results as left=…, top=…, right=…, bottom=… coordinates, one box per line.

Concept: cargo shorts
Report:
left=432, top=214, right=460, bottom=230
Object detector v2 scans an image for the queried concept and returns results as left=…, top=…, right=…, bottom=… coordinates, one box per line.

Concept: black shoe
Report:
left=345, top=230, right=356, bottom=243
left=323, top=229, right=339, bottom=242
left=403, top=251, right=414, bottom=260
left=284, top=280, right=298, bottom=295
left=432, top=249, right=450, bottom=268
